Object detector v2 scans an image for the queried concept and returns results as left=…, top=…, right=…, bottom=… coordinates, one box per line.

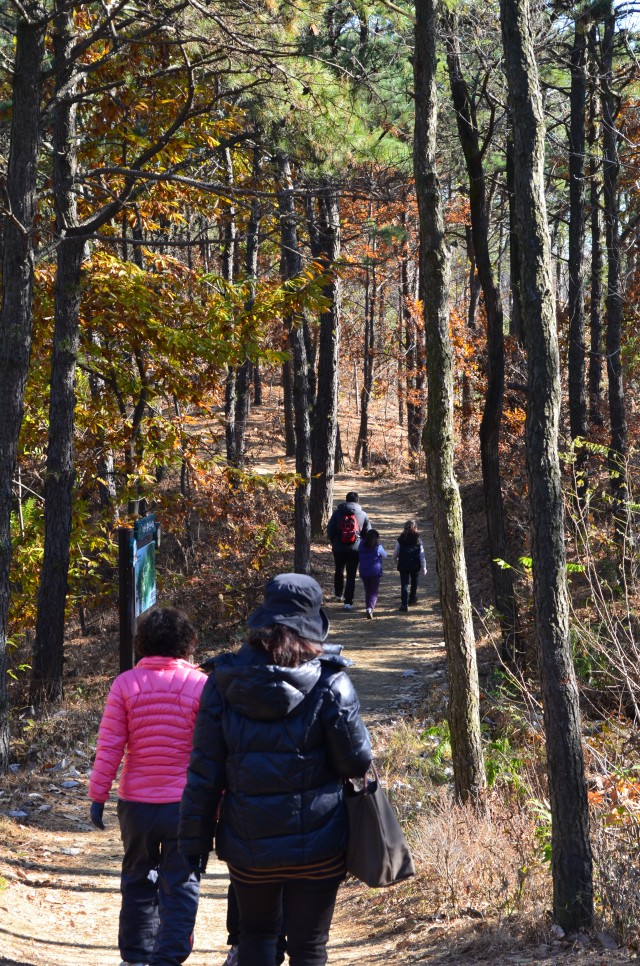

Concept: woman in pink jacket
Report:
left=89, top=607, right=207, bottom=966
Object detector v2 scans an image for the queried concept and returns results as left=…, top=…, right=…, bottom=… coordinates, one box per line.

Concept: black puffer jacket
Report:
left=179, top=642, right=372, bottom=870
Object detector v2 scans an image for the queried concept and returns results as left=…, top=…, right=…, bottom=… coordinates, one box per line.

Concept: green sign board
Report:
left=119, top=513, right=160, bottom=671
left=134, top=539, right=157, bottom=617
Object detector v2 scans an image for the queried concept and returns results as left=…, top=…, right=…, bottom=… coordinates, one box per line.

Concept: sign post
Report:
left=118, top=514, right=160, bottom=672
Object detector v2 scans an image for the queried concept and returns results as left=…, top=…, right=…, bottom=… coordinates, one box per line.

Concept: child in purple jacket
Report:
left=358, top=529, right=387, bottom=618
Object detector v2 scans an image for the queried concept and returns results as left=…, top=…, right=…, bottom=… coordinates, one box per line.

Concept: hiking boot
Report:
left=334, top=594, right=345, bottom=602
left=222, top=947, right=239, bottom=966
left=365, top=608, right=373, bottom=619
left=343, top=603, right=353, bottom=610
left=398, top=605, right=408, bottom=612
left=408, top=596, right=417, bottom=605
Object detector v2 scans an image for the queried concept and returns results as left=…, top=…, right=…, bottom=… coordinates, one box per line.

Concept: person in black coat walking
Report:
left=326, top=491, right=371, bottom=610
left=179, top=573, right=372, bottom=966
left=393, top=520, right=427, bottom=611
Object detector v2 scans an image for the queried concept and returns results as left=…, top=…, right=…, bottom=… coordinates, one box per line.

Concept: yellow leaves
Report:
left=504, top=407, right=527, bottom=431
left=589, top=775, right=640, bottom=825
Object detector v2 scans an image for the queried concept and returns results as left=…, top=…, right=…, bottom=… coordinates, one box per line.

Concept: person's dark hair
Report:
left=346, top=491, right=359, bottom=503
left=135, top=607, right=198, bottom=659
left=248, top=624, right=322, bottom=667
left=400, top=519, right=419, bottom=545
left=363, top=528, right=380, bottom=549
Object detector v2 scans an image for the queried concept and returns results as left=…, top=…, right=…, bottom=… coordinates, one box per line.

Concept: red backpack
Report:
left=339, top=510, right=360, bottom=545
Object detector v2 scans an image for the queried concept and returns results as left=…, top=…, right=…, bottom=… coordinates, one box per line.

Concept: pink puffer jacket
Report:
left=89, top=656, right=207, bottom=804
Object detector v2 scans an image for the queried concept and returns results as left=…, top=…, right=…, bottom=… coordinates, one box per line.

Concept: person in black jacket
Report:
left=179, top=573, right=372, bottom=966
left=392, top=520, right=428, bottom=611
left=326, top=491, right=371, bottom=610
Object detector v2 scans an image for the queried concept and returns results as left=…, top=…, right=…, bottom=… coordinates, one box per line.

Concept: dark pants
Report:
left=227, top=882, right=286, bottom=964
left=399, top=569, right=419, bottom=608
left=332, top=549, right=359, bottom=604
left=118, top=799, right=200, bottom=966
left=361, top=575, right=381, bottom=611
left=232, top=874, right=342, bottom=966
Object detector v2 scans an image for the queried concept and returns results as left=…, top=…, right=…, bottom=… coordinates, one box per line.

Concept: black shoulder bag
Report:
left=344, top=763, right=415, bottom=888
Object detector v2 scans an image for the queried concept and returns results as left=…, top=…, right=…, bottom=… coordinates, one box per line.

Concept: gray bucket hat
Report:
left=247, top=573, right=330, bottom=642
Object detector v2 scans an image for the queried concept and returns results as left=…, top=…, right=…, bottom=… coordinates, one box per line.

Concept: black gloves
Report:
left=186, top=853, right=209, bottom=874
left=90, top=801, right=105, bottom=830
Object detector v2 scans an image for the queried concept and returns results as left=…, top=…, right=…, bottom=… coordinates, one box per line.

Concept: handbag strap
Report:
left=355, top=760, right=379, bottom=793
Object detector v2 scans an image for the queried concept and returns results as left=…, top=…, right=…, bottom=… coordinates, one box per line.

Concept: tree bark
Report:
left=414, top=0, right=486, bottom=809
left=233, top=148, right=262, bottom=468
left=587, top=30, right=604, bottom=425
left=335, top=422, right=346, bottom=473
left=277, top=155, right=311, bottom=573
left=253, top=364, right=263, bottom=406
left=32, top=2, right=86, bottom=704
left=500, top=0, right=593, bottom=929
left=397, top=296, right=405, bottom=430
left=402, top=209, right=425, bottom=458
left=310, top=188, right=342, bottom=537
left=465, top=224, right=480, bottom=330
left=222, top=147, right=238, bottom=467
left=445, top=16, right=521, bottom=662
left=355, top=251, right=376, bottom=467
left=281, top=358, right=296, bottom=457
left=567, top=14, right=589, bottom=499
left=0, top=7, right=45, bottom=770
left=506, top=134, right=524, bottom=343
left=601, top=8, right=629, bottom=544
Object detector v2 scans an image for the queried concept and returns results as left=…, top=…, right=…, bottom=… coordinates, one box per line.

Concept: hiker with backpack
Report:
left=358, top=529, right=387, bottom=619
left=326, top=491, right=371, bottom=610
left=393, top=520, right=427, bottom=612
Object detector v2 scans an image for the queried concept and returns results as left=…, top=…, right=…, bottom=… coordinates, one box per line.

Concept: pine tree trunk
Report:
left=277, top=155, right=311, bottom=573
left=402, top=209, right=425, bottom=457
left=253, top=365, right=263, bottom=406
left=445, top=17, right=521, bottom=661
left=567, top=15, right=588, bottom=499
left=601, top=8, right=629, bottom=544
left=397, top=296, right=405, bottom=430
left=281, top=359, right=296, bottom=457
left=500, top=0, right=593, bottom=929
left=465, top=225, right=480, bottom=330
left=32, top=3, right=85, bottom=704
left=355, top=257, right=375, bottom=467
left=310, top=188, right=342, bottom=537
left=335, top=423, right=346, bottom=473
left=414, top=0, right=486, bottom=809
left=234, top=150, right=262, bottom=468
left=222, top=148, right=238, bottom=467
left=0, top=8, right=45, bottom=769
left=506, top=134, right=524, bottom=343
left=588, top=30, right=604, bottom=425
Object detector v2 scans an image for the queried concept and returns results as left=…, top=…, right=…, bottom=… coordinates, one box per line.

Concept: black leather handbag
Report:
left=344, top=764, right=415, bottom=888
